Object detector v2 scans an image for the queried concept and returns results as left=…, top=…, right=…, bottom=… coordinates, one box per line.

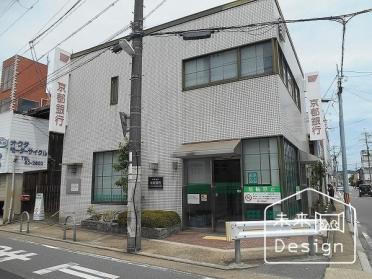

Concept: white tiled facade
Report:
left=60, top=0, right=309, bottom=221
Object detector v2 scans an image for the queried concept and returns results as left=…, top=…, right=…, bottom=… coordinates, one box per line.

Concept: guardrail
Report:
left=63, top=216, right=77, bottom=242
left=226, top=219, right=324, bottom=264
left=19, top=211, right=30, bottom=233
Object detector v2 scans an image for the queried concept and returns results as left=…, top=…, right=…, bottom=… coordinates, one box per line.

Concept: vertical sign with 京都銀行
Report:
left=49, top=48, right=71, bottom=134
left=306, top=72, right=326, bottom=141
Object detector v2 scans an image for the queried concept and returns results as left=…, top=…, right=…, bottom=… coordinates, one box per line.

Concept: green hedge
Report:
left=117, top=210, right=180, bottom=228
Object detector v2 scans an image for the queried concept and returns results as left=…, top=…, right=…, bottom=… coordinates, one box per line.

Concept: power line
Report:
left=0, top=0, right=17, bottom=20
left=16, top=0, right=79, bottom=54
left=8, top=0, right=121, bottom=96
left=13, top=0, right=167, bottom=100
left=0, top=0, right=39, bottom=39
left=147, top=8, right=372, bottom=36
left=30, top=0, right=84, bottom=47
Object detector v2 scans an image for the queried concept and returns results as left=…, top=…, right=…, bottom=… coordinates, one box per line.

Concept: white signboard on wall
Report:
left=187, top=194, right=200, bottom=205
left=305, top=72, right=326, bottom=141
left=49, top=48, right=71, bottom=134
left=0, top=112, right=48, bottom=173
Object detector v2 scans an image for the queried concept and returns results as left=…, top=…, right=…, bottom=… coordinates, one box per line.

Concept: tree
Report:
left=310, top=161, right=327, bottom=206
left=311, top=161, right=326, bottom=189
left=114, top=138, right=129, bottom=192
left=349, top=173, right=356, bottom=186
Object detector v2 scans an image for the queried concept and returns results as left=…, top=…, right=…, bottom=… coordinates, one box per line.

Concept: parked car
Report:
left=359, top=184, right=372, bottom=197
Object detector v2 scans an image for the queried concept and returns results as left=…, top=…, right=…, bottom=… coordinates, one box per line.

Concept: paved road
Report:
left=0, top=235, right=209, bottom=279
left=350, top=187, right=372, bottom=265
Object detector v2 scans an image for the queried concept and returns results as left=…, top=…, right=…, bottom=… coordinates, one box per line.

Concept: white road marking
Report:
left=70, top=265, right=119, bottom=279
left=0, top=246, right=37, bottom=262
left=34, top=263, right=119, bottom=279
left=34, top=263, right=77, bottom=275
left=42, top=244, right=60, bottom=250
left=5, top=237, right=207, bottom=278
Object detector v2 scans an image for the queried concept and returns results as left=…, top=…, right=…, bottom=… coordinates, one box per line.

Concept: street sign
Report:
left=33, top=193, right=45, bottom=221
left=34, top=263, right=119, bottom=279
left=148, top=177, right=163, bottom=189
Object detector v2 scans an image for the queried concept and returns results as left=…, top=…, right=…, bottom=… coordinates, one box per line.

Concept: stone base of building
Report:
left=81, top=219, right=181, bottom=239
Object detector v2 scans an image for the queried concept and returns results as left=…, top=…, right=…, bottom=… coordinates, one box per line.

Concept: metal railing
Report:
left=226, top=219, right=324, bottom=264
left=19, top=211, right=30, bottom=233
left=63, top=216, right=76, bottom=242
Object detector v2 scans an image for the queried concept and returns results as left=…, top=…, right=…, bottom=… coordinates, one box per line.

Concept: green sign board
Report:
left=243, top=185, right=281, bottom=204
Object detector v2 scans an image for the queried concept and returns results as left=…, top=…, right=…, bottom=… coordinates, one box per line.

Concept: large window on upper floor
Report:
left=278, top=47, right=301, bottom=110
left=183, top=40, right=273, bottom=90
left=241, top=41, right=273, bottom=77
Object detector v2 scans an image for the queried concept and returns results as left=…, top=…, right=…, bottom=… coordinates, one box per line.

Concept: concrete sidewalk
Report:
left=324, top=202, right=372, bottom=279
left=0, top=220, right=320, bottom=269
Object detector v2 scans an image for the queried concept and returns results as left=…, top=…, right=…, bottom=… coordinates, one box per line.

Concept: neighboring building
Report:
left=59, top=0, right=316, bottom=230
left=360, top=150, right=372, bottom=184
left=0, top=111, right=49, bottom=222
left=0, top=55, right=48, bottom=113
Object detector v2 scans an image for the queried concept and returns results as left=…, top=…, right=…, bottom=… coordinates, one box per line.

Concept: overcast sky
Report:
left=1, top=0, right=371, bottom=169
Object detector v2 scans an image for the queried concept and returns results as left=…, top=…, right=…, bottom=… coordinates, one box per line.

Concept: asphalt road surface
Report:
left=351, top=187, right=372, bottom=266
left=0, top=235, right=209, bottom=279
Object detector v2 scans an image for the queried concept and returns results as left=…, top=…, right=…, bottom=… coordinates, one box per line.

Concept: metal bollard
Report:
left=234, top=239, right=241, bottom=264
left=63, top=216, right=77, bottom=242
left=308, top=235, right=315, bottom=256
left=19, top=211, right=30, bottom=233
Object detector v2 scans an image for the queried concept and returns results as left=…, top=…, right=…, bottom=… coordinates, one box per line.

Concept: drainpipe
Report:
left=7, top=156, right=17, bottom=223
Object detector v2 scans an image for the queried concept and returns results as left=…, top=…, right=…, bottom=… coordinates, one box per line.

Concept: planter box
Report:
left=81, top=219, right=180, bottom=239
left=142, top=224, right=181, bottom=239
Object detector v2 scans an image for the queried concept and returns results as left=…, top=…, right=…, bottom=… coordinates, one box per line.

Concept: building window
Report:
left=282, top=140, right=300, bottom=218
left=0, top=98, right=11, bottom=113
left=210, top=49, right=237, bottom=82
left=184, top=57, right=209, bottom=88
left=1, top=64, right=14, bottom=91
left=183, top=40, right=273, bottom=90
left=243, top=138, right=279, bottom=186
left=18, top=98, right=39, bottom=113
left=278, top=47, right=301, bottom=110
left=92, top=151, right=127, bottom=203
left=241, top=41, right=272, bottom=77
left=110, top=76, right=118, bottom=105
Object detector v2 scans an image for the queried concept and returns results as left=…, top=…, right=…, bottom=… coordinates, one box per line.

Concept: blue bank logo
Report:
left=0, top=137, right=8, bottom=148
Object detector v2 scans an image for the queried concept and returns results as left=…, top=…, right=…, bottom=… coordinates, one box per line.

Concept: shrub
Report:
left=86, top=205, right=102, bottom=221
left=117, top=211, right=128, bottom=226
left=116, top=210, right=180, bottom=228
left=141, top=210, right=181, bottom=228
left=101, top=210, right=120, bottom=222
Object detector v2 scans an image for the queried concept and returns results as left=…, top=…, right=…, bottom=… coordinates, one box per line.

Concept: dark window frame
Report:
left=182, top=39, right=275, bottom=91
left=277, top=45, right=301, bottom=111
left=110, top=76, right=119, bottom=105
left=91, top=150, right=127, bottom=205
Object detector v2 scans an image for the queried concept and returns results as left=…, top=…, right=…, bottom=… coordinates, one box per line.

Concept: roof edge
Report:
left=71, top=0, right=258, bottom=59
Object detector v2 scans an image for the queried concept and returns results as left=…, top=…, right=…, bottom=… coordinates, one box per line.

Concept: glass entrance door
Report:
left=213, top=159, right=242, bottom=232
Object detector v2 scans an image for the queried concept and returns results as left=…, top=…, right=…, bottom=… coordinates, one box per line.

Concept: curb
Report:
left=349, top=222, right=372, bottom=273
left=0, top=228, right=258, bottom=270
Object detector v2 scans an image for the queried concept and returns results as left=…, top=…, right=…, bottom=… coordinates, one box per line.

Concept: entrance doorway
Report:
left=214, top=159, right=241, bottom=232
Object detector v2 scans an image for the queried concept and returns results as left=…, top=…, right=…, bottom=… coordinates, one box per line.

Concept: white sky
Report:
left=1, top=0, right=372, bottom=168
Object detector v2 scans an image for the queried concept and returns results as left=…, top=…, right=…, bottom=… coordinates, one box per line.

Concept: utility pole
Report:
left=362, top=131, right=372, bottom=185
left=127, top=0, right=144, bottom=253
left=335, top=18, right=350, bottom=220
left=334, top=9, right=372, bottom=220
